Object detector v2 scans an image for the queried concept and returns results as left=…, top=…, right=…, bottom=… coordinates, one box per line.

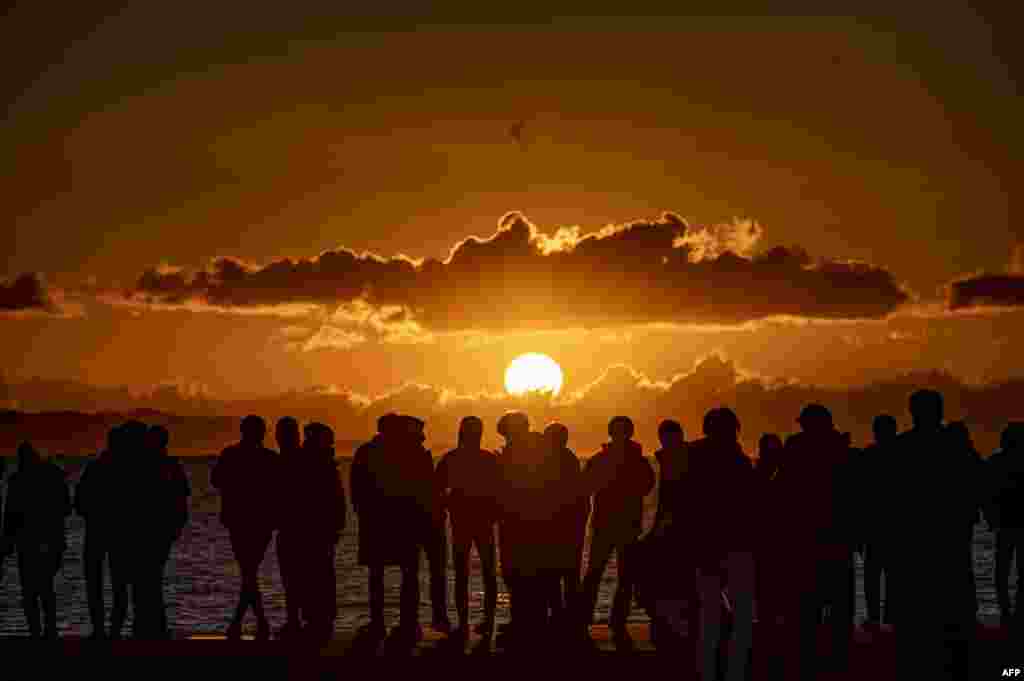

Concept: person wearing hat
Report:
left=774, top=404, right=857, bottom=679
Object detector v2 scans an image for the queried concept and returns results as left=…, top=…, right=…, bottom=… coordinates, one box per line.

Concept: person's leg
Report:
left=452, top=536, right=472, bottom=631
left=83, top=528, right=108, bottom=638
left=427, top=523, right=450, bottom=630
left=152, top=539, right=173, bottom=639
left=696, top=566, right=723, bottom=681
left=308, top=541, right=338, bottom=644
left=367, top=562, right=385, bottom=625
left=996, top=530, right=1013, bottom=623
left=580, top=529, right=615, bottom=629
left=17, top=551, right=43, bottom=638
left=399, top=550, right=422, bottom=631
left=109, top=549, right=131, bottom=640
left=477, top=530, right=498, bottom=635
left=276, top=532, right=301, bottom=631
left=41, top=547, right=62, bottom=638
left=610, top=541, right=635, bottom=642
left=864, top=542, right=881, bottom=625
left=724, top=551, right=755, bottom=681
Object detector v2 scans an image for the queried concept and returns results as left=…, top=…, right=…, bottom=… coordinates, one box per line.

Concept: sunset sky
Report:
left=2, top=4, right=1021, bottom=453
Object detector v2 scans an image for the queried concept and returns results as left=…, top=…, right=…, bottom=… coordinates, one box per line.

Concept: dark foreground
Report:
left=1, top=624, right=1020, bottom=679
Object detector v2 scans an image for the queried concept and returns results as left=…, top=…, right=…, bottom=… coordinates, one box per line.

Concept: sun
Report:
left=504, top=353, right=564, bottom=397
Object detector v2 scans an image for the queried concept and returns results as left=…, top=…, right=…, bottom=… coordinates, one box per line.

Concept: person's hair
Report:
left=1001, top=422, right=1024, bottom=451
left=909, top=389, right=943, bottom=427
left=304, top=422, right=335, bottom=449
left=872, top=414, right=898, bottom=440
left=658, top=419, right=683, bottom=438
left=798, top=404, right=833, bottom=431
left=758, top=433, right=782, bottom=452
left=497, top=411, right=529, bottom=438
left=544, top=422, right=569, bottom=449
left=459, top=416, right=484, bottom=446
left=148, top=424, right=170, bottom=450
left=17, top=441, right=40, bottom=466
left=377, top=412, right=401, bottom=435
left=608, top=416, right=635, bottom=440
left=241, top=415, right=266, bottom=440
left=703, top=407, right=740, bottom=440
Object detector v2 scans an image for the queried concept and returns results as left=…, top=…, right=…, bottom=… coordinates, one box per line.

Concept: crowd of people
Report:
left=0, top=389, right=1022, bottom=679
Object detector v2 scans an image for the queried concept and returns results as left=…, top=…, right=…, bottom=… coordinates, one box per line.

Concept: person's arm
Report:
left=350, top=446, right=369, bottom=516
left=210, top=448, right=229, bottom=490
left=332, top=463, right=347, bottom=540
left=434, top=456, right=450, bottom=520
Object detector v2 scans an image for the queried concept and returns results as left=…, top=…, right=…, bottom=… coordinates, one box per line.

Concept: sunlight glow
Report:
left=504, top=353, right=564, bottom=396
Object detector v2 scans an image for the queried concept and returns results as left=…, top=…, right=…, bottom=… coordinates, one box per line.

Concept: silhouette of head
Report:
left=1001, top=422, right=1024, bottom=452
left=399, top=415, right=426, bottom=446
left=909, top=389, right=943, bottom=430
left=276, top=416, right=301, bottom=452
left=377, top=412, right=401, bottom=437
left=608, top=416, right=635, bottom=443
left=17, top=441, right=41, bottom=469
left=797, top=404, right=833, bottom=434
left=147, top=425, right=170, bottom=454
left=240, top=415, right=267, bottom=444
left=758, top=433, right=783, bottom=459
left=544, top=422, right=569, bottom=450
left=658, top=420, right=684, bottom=449
left=872, top=414, right=898, bottom=445
left=304, top=422, right=335, bottom=451
left=497, top=411, right=529, bottom=442
left=458, top=416, right=484, bottom=449
left=121, top=420, right=149, bottom=452
left=703, top=408, right=740, bottom=442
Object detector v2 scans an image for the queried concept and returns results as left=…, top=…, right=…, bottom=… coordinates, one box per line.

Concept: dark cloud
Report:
left=948, top=273, right=1024, bottom=310
left=0, top=273, right=78, bottom=318
left=125, top=212, right=910, bottom=331
left=4, top=356, right=1020, bottom=457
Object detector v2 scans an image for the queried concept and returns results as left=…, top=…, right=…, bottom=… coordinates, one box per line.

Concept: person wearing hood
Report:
left=775, top=404, right=857, bottom=680
left=1, top=442, right=71, bottom=640
left=579, top=416, right=655, bottom=649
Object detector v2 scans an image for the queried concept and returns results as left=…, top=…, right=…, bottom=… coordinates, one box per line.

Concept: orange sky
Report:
left=1, top=6, right=1021, bottom=451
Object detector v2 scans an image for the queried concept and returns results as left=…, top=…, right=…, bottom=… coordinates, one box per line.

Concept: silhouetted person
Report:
left=211, top=415, right=279, bottom=640
left=945, top=420, right=984, bottom=628
left=75, top=424, right=121, bottom=639
left=144, top=424, right=190, bottom=639
left=436, top=416, right=500, bottom=641
left=860, top=414, right=899, bottom=629
left=281, top=422, right=345, bottom=645
left=351, top=413, right=434, bottom=648
left=640, top=420, right=696, bottom=652
left=416, top=417, right=451, bottom=636
left=775, top=405, right=857, bottom=680
left=542, top=422, right=586, bottom=637
left=891, top=390, right=974, bottom=679
left=580, top=416, right=655, bottom=650
left=0, top=442, right=71, bottom=639
left=106, top=420, right=149, bottom=639
left=987, top=422, right=1024, bottom=629
left=273, top=416, right=304, bottom=639
left=685, top=408, right=755, bottom=681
